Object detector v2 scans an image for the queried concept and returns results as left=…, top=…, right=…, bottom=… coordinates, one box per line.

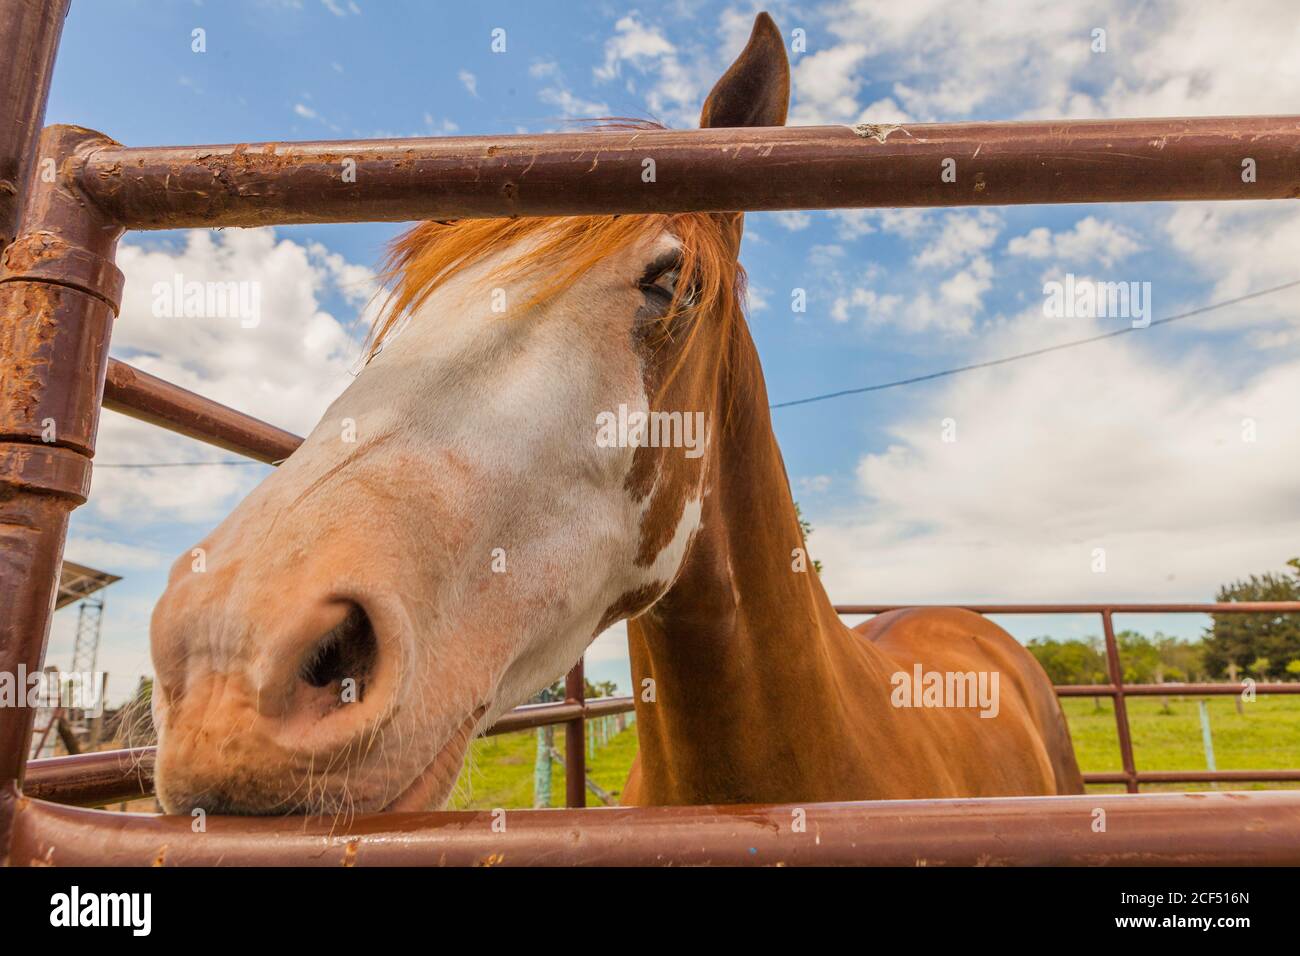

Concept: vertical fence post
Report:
left=564, top=658, right=586, bottom=808
left=1101, top=610, right=1140, bottom=793
left=0, top=124, right=125, bottom=864
left=0, top=0, right=69, bottom=253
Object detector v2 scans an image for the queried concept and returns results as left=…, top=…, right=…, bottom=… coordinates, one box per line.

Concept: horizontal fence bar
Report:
left=1084, top=770, right=1300, bottom=785
left=78, top=116, right=1300, bottom=231
left=835, top=602, right=1300, bottom=614
left=25, top=695, right=636, bottom=807
left=480, top=695, right=633, bottom=735
left=842, top=602, right=1300, bottom=797
left=102, top=358, right=302, bottom=464
left=30, top=604, right=1297, bottom=807
left=1056, top=682, right=1300, bottom=697
left=12, top=790, right=1300, bottom=866
left=23, top=747, right=155, bottom=807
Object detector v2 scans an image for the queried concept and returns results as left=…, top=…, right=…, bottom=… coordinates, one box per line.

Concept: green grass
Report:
left=1062, top=694, right=1300, bottom=793
left=448, top=717, right=641, bottom=810
left=447, top=697, right=1300, bottom=809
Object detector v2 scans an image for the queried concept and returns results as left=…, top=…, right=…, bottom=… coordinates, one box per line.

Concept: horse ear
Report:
left=700, top=12, right=789, bottom=129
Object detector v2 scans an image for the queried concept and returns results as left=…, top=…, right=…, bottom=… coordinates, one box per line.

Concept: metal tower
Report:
left=29, top=561, right=121, bottom=758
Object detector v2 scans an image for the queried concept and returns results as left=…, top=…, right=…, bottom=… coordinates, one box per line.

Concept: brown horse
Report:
left=148, top=13, right=1082, bottom=815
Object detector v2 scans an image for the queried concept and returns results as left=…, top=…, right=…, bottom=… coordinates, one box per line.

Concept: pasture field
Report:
left=448, top=720, right=641, bottom=810
left=449, top=695, right=1300, bottom=808
left=1062, top=694, right=1300, bottom=792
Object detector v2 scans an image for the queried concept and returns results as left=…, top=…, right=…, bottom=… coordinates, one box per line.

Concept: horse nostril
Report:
left=299, top=602, right=378, bottom=694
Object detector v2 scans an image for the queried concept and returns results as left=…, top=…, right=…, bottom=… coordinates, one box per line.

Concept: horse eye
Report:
left=647, top=268, right=679, bottom=299
left=637, top=252, right=684, bottom=306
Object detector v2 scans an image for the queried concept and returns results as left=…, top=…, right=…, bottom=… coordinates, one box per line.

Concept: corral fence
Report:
left=3, top=0, right=1300, bottom=865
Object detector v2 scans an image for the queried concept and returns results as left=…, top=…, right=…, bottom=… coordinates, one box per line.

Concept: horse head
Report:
left=149, top=13, right=790, bottom=814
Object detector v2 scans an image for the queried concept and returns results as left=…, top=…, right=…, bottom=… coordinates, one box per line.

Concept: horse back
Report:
left=854, top=607, right=1085, bottom=796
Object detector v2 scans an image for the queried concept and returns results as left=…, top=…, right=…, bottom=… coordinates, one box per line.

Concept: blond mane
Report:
left=368, top=211, right=745, bottom=359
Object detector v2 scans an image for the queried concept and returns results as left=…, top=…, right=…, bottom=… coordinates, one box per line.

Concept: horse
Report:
left=148, top=12, right=1083, bottom=815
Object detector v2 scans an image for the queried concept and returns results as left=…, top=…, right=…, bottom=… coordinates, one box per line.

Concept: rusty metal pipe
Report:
left=102, top=358, right=302, bottom=464
left=26, top=695, right=636, bottom=807
left=0, top=0, right=69, bottom=250
left=1101, top=610, right=1140, bottom=793
left=11, top=790, right=1300, bottom=866
left=77, top=116, right=1300, bottom=230
left=564, top=660, right=587, bottom=808
left=1057, top=682, right=1300, bottom=696
left=1084, top=769, right=1300, bottom=784
left=836, top=602, right=1300, bottom=614
left=0, top=127, right=124, bottom=809
left=27, top=741, right=1298, bottom=810
left=22, top=748, right=155, bottom=807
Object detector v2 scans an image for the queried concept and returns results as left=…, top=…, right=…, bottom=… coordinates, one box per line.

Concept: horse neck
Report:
left=625, top=320, right=890, bottom=804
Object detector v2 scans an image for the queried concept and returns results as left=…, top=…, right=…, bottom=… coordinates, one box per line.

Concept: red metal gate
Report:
left=3, top=0, right=1300, bottom=865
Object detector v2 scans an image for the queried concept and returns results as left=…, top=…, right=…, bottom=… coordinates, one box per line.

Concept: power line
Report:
left=96, top=459, right=266, bottom=469
left=769, top=278, right=1300, bottom=410
left=92, top=278, right=1300, bottom=467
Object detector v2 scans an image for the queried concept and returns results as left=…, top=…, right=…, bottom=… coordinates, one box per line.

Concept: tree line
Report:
left=1028, top=559, right=1300, bottom=685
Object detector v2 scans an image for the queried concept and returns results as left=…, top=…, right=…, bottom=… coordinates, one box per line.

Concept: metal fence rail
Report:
left=12, top=789, right=1300, bottom=867
left=74, top=116, right=1300, bottom=229
left=844, top=603, right=1300, bottom=792
left=23, top=602, right=1300, bottom=808
left=4, top=0, right=1300, bottom=866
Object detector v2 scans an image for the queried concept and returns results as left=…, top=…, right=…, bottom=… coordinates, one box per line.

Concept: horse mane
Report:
left=365, top=122, right=746, bottom=373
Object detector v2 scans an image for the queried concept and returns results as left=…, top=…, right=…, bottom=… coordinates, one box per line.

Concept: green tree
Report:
left=1153, top=633, right=1206, bottom=682
left=1026, top=636, right=1107, bottom=686
left=793, top=502, right=823, bottom=574
left=1026, top=631, right=1205, bottom=686
left=535, top=677, right=620, bottom=702
left=1202, top=559, right=1300, bottom=678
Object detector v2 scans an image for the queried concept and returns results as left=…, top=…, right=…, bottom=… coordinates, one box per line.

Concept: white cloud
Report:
left=595, top=14, right=677, bottom=82
left=538, top=86, right=611, bottom=119
left=458, top=69, right=478, bottom=97
left=64, top=537, right=166, bottom=572
left=830, top=209, right=876, bottom=240
left=914, top=211, right=1001, bottom=270
left=591, top=13, right=713, bottom=126
left=829, top=208, right=932, bottom=241
left=811, top=307, right=1300, bottom=604
left=820, top=211, right=997, bottom=334
left=773, top=210, right=812, bottom=232
left=422, top=113, right=459, bottom=134
left=97, top=229, right=375, bottom=525
left=800, top=0, right=1300, bottom=127
left=586, top=621, right=630, bottom=664
left=1007, top=216, right=1142, bottom=268
left=1162, top=202, right=1300, bottom=342
left=831, top=286, right=900, bottom=325
left=798, top=475, right=833, bottom=494
left=788, top=42, right=870, bottom=125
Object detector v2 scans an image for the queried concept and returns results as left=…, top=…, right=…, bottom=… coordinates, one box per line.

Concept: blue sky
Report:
left=39, top=0, right=1300, bottom=701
